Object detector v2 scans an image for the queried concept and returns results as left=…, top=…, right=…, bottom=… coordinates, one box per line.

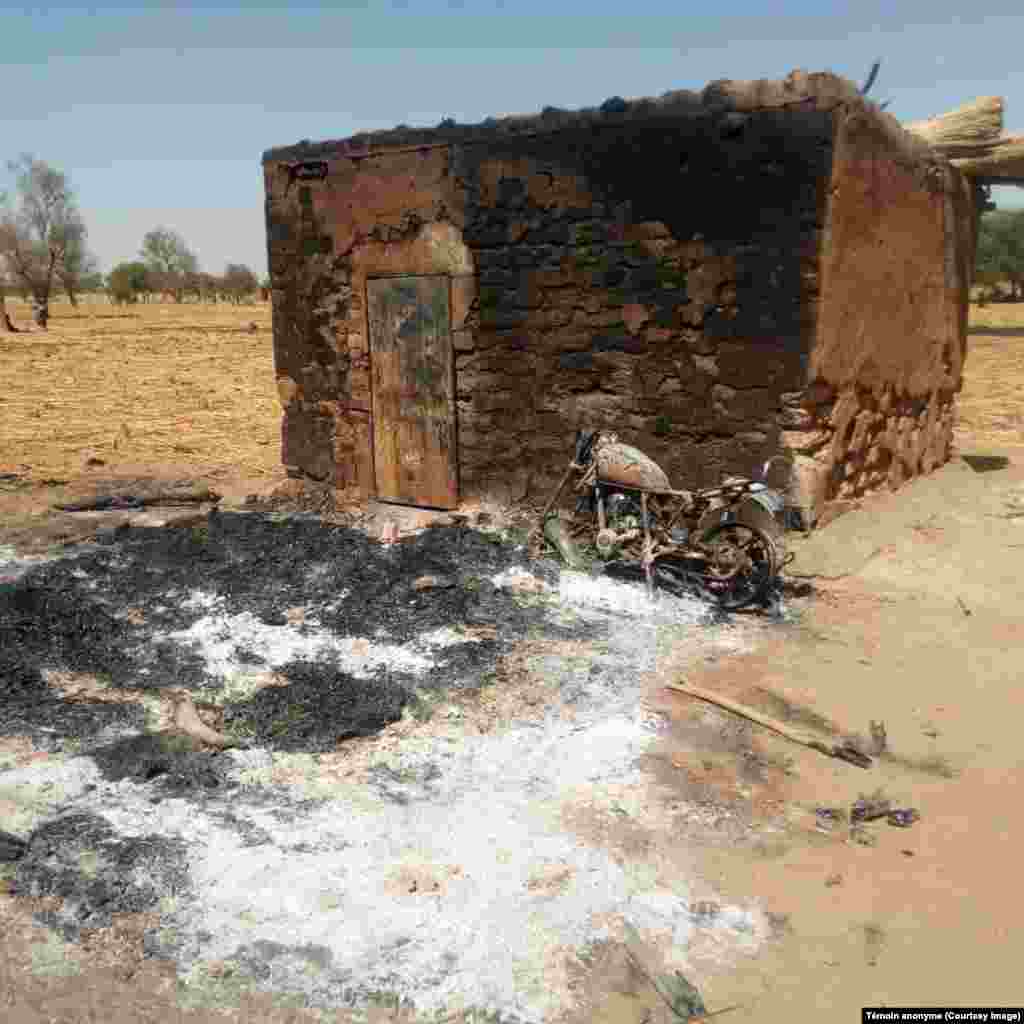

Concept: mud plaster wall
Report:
left=265, top=103, right=830, bottom=504
left=786, top=108, right=973, bottom=517
left=264, top=74, right=972, bottom=520
left=264, top=147, right=469, bottom=492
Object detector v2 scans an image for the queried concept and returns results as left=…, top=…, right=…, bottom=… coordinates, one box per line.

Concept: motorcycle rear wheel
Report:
left=655, top=522, right=778, bottom=611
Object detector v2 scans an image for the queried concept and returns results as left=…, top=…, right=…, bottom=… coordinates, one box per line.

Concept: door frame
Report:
left=364, top=271, right=459, bottom=510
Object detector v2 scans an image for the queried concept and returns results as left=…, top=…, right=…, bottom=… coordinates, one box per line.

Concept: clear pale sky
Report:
left=2, top=1, right=1022, bottom=278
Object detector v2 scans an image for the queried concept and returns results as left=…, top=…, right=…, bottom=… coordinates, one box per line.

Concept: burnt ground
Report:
left=1, top=511, right=606, bottom=946
left=1, top=503, right=792, bottom=1020
left=1, top=511, right=584, bottom=759
left=12, top=812, right=192, bottom=943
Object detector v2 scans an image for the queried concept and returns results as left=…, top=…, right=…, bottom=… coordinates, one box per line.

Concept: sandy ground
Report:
left=647, top=443, right=1024, bottom=1018
left=1, top=298, right=1023, bottom=1021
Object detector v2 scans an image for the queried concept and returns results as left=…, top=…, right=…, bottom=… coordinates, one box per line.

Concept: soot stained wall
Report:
left=263, top=71, right=973, bottom=523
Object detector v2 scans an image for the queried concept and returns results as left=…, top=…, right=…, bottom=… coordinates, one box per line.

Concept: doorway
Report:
left=366, top=274, right=458, bottom=509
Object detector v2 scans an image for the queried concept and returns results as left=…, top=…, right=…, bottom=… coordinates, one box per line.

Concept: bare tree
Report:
left=0, top=156, right=94, bottom=328
left=59, top=229, right=100, bottom=307
left=139, top=227, right=198, bottom=303
left=0, top=186, right=11, bottom=331
left=0, top=202, right=14, bottom=331
left=1, top=280, right=16, bottom=332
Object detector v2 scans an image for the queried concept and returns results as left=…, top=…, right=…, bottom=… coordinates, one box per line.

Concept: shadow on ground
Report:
left=960, top=453, right=1011, bottom=473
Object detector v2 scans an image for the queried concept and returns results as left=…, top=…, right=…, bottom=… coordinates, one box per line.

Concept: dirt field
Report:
left=956, top=303, right=1024, bottom=446
left=0, top=297, right=287, bottom=553
left=0, top=297, right=278, bottom=484
left=2, top=297, right=1024, bottom=1022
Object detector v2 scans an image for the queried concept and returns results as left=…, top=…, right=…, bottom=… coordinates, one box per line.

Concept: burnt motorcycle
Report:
left=533, top=429, right=790, bottom=610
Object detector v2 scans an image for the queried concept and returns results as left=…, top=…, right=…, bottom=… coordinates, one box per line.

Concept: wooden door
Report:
left=367, top=275, right=457, bottom=509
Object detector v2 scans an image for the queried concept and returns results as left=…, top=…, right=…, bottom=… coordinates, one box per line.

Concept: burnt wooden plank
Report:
left=367, top=275, right=457, bottom=508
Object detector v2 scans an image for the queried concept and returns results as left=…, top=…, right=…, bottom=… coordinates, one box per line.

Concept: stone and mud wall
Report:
left=778, top=100, right=974, bottom=522
left=445, top=100, right=833, bottom=506
left=263, top=71, right=973, bottom=522
left=264, top=144, right=470, bottom=496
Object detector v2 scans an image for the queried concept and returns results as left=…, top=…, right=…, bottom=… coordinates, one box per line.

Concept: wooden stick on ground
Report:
left=665, top=681, right=872, bottom=768
left=54, top=487, right=222, bottom=512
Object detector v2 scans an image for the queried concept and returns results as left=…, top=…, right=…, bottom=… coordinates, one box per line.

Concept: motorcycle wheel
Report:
left=655, top=522, right=778, bottom=611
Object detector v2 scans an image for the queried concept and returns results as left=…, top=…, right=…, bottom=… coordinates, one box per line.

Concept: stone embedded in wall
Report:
left=686, top=256, right=736, bottom=308
left=789, top=455, right=831, bottom=524
left=282, top=407, right=337, bottom=483
left=780, top=428, right=829, bottom=454
left=452, top=329, right=476, bottom=352
left=848, top=409, right=876, bottom=454
left=451, top=276, right=476, bottom=329
left=623, top=303, right=651, bottom=334
left=691, top=354, right=719, bottom=378
left=792, top=382, right=958, bottom=512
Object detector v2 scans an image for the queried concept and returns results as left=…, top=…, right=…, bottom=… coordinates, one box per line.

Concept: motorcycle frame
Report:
left=525, top=434, right=784, bottom=607
left=574, top=461, right=760, bottom=555
left=531, top=430, right=785, bottom=591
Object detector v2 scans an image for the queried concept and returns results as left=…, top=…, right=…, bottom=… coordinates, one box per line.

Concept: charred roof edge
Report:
left=260, top=69, right=942, bottom=172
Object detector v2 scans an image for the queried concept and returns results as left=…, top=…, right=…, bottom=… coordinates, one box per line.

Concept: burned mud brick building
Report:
left=262, top=69, right=976, bottom=525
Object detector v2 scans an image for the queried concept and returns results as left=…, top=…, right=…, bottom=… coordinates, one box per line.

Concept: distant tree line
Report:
left=107, top=232, right=263, bottom=306
left=1, top=155, right=268, bottom=330
left=975, top=207, right=1024, bottom=303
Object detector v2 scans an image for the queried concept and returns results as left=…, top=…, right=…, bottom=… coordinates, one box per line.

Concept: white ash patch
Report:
left=179, top=591, right=225, bottom=613
left=96, top=670, right=769, bottom=1023
left=492, top=566, right=709, bottom=628
left=489, top=566, right=754, bottom=682
left=0, top=543, right=107, bottom=583
left=556, top=570, right=707, bottom=625
left=158, top=610, right=430, bottom=679
left=153, top=590, right=490, bottom=687
left=223, top=745, right=275, bottom=778
left=141, top=594, right=768, bottom=1020
left=416, top=625, right=487, bottom=649
left=0, top=755, right=104, bottom=835
left=491, top=566, right=549, bottom=592
left=3, top=551, right=776, bottom=1020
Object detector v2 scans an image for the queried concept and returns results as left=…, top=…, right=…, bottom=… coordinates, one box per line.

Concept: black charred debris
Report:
left=0, top=512, right=584, bottom=766
left=9, top=812, right=191, bottom=941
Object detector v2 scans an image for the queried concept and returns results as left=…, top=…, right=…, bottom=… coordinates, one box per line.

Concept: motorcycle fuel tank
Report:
left=595, top=437, right=671, bottom=491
